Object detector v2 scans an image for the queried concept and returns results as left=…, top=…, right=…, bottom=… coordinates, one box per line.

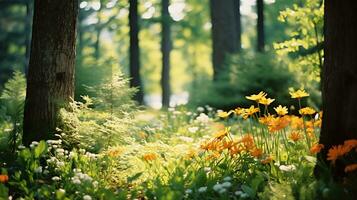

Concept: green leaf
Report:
left=127, top=172, right=143, bottom=183
left=34, top=141, right=47, bottom=158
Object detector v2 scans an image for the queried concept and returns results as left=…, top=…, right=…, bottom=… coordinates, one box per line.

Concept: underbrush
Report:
left=1, top=82, right=357, bottom=199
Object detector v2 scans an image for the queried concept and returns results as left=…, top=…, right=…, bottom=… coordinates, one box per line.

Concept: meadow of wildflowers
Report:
left=1, top=89, right=357, bottom=199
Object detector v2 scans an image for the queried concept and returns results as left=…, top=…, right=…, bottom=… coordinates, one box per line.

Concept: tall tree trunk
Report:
left=210, top=0, right=238, bottom=80
left=233, top=0, right=241, bottom=51
left=129, top=0, right=144, bottom=104
left=94, top=4, right=102, bottom=60
left=23, top=0, right=78, bottom=145
left=257, top=0, right=265, bottom=52
left=316, top=0, right=357, bottom=179
left=24, top=0, right=33, bottom=76
left=161, top=0, right=171, bottom=108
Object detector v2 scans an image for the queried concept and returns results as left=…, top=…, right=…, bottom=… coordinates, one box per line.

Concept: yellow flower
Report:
left=274, top=105, right=288, bottom=116
left=241, top=106, right=259, bottom=119
left=213, top=128, right=230, bottom=140
left=246, top=91, right=267, bottom=102
left=234, top=107, right=245, bottom=115
left=345, top=164, right=357, bottom=173
left=217, top=110, right=233, bottom=118
left=258, top=97, right=275, bottom=106
left=289, top=89, right=309, bottom=99
left=299, top=107, right=316, bottom=115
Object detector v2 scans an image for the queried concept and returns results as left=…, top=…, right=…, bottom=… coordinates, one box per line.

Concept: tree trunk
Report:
left=24, top=0, right=33, bottom=76
left=233, top=0, right=241, bottom=51
left=257, top=0, right=265, bottom=52
left=129, top=0, right=144, bottom=104
left=161, top=0, right=171, bottom=108
left=23, top=0, right=78, bottom=145
left=316, top=0, right=357, bottom=179
left=210, top=0, right=238, bottom=80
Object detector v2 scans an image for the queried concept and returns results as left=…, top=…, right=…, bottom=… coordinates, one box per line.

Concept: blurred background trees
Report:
left=0, top=0, right=323, bottom=109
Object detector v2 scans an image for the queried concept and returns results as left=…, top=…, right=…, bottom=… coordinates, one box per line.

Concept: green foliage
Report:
left=190, top=52, right=297, bottom=109
left=60, top=72, right=138, bottom=152
left=274, top=0, right=324, bottom=83
left=0, top=71, right=26, bottom=153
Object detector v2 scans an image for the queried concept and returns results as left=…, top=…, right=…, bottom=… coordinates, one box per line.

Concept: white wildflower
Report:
left=51, top=176, right=61, bottom=181
left=198, top=186, right=207, bottom=193
left=213, top=183, right=222, bottom=191
left=83, top=195, right=92, bottom=200
left=197, top=107, right=204, bottom=112
left=222, top=182, right=232, bottom=188
left=188, top=127, right=199, bottom=133
left=223, top=176, right=232, bottom=182
left=185, top=189, right=192, bottom=194
left=279, top=164, right=296, bottom=172
left=34, top=166, right=42, bottom=173
left=196, top=113, right=210, bottom=124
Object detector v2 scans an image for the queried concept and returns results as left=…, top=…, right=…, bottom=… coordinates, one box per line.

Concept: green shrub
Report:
left=0, top=71, right=26, bottom=153
left=190, top=52, right=297, bottom=110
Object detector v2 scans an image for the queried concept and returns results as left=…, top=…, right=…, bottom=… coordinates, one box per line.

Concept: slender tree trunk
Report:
left=94, top=3, right=102, bottom=60
left=316, top=0, right=357, bottom=179
left=23, top=0, right=78, bottom=145
left=161, top=0, right=171, bottom=108
left=233, top=0, right=241, bottom=51
left=129, top=0, right=144, bottom=104
left=210, top=0, right=238, bottom=80
left=257, top=0, right=265, bottom=52
left=24, top=0, right=33, bottom=76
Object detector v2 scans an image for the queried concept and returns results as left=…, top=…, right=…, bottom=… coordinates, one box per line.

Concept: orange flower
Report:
left=314, top=119, right=322, bottom=128
left=251, top=148, right=263, bottom=158
left=310, top=144, right=324, bottom=154
left=345, top=164, right=357, bottom=173
left=289, top=131, right=301, bottom=142
left=259, top=115, right=275, bottom=125
left=229, top=145, right=243, bottom=156
left=0, top=174, right=9, bottom=183
left=107, top=147, right=124, bottom=157
left=142, top=153, right=157, bottom=161
left=261, top=156, right=273, bottom=164
left=344, top=139, right=357, bottom=149
left=327, top=145, right=350, bottom=164
left=267, top=116, right=290, bottom=133
left=240, top=134, right=255, bottom=150
left=222, top=140, right=235, bottom=149
left=290, top=116, right=304, bottom=129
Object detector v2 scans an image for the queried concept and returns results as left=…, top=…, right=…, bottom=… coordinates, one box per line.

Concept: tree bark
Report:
left=316, top=0, right=357, bottom=179
left=210, top=0, right=238, bottom=80
left=233, top=0, right=241, bottom=51
left=24, top=0, right=33, bottom=76
left=257, top=0, right=265, bottom=52
left=129, top=0, right=144, bottom=104
left=23, top=0, right=78, bottom=145
left=161, top=0, right=171, bottom=107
